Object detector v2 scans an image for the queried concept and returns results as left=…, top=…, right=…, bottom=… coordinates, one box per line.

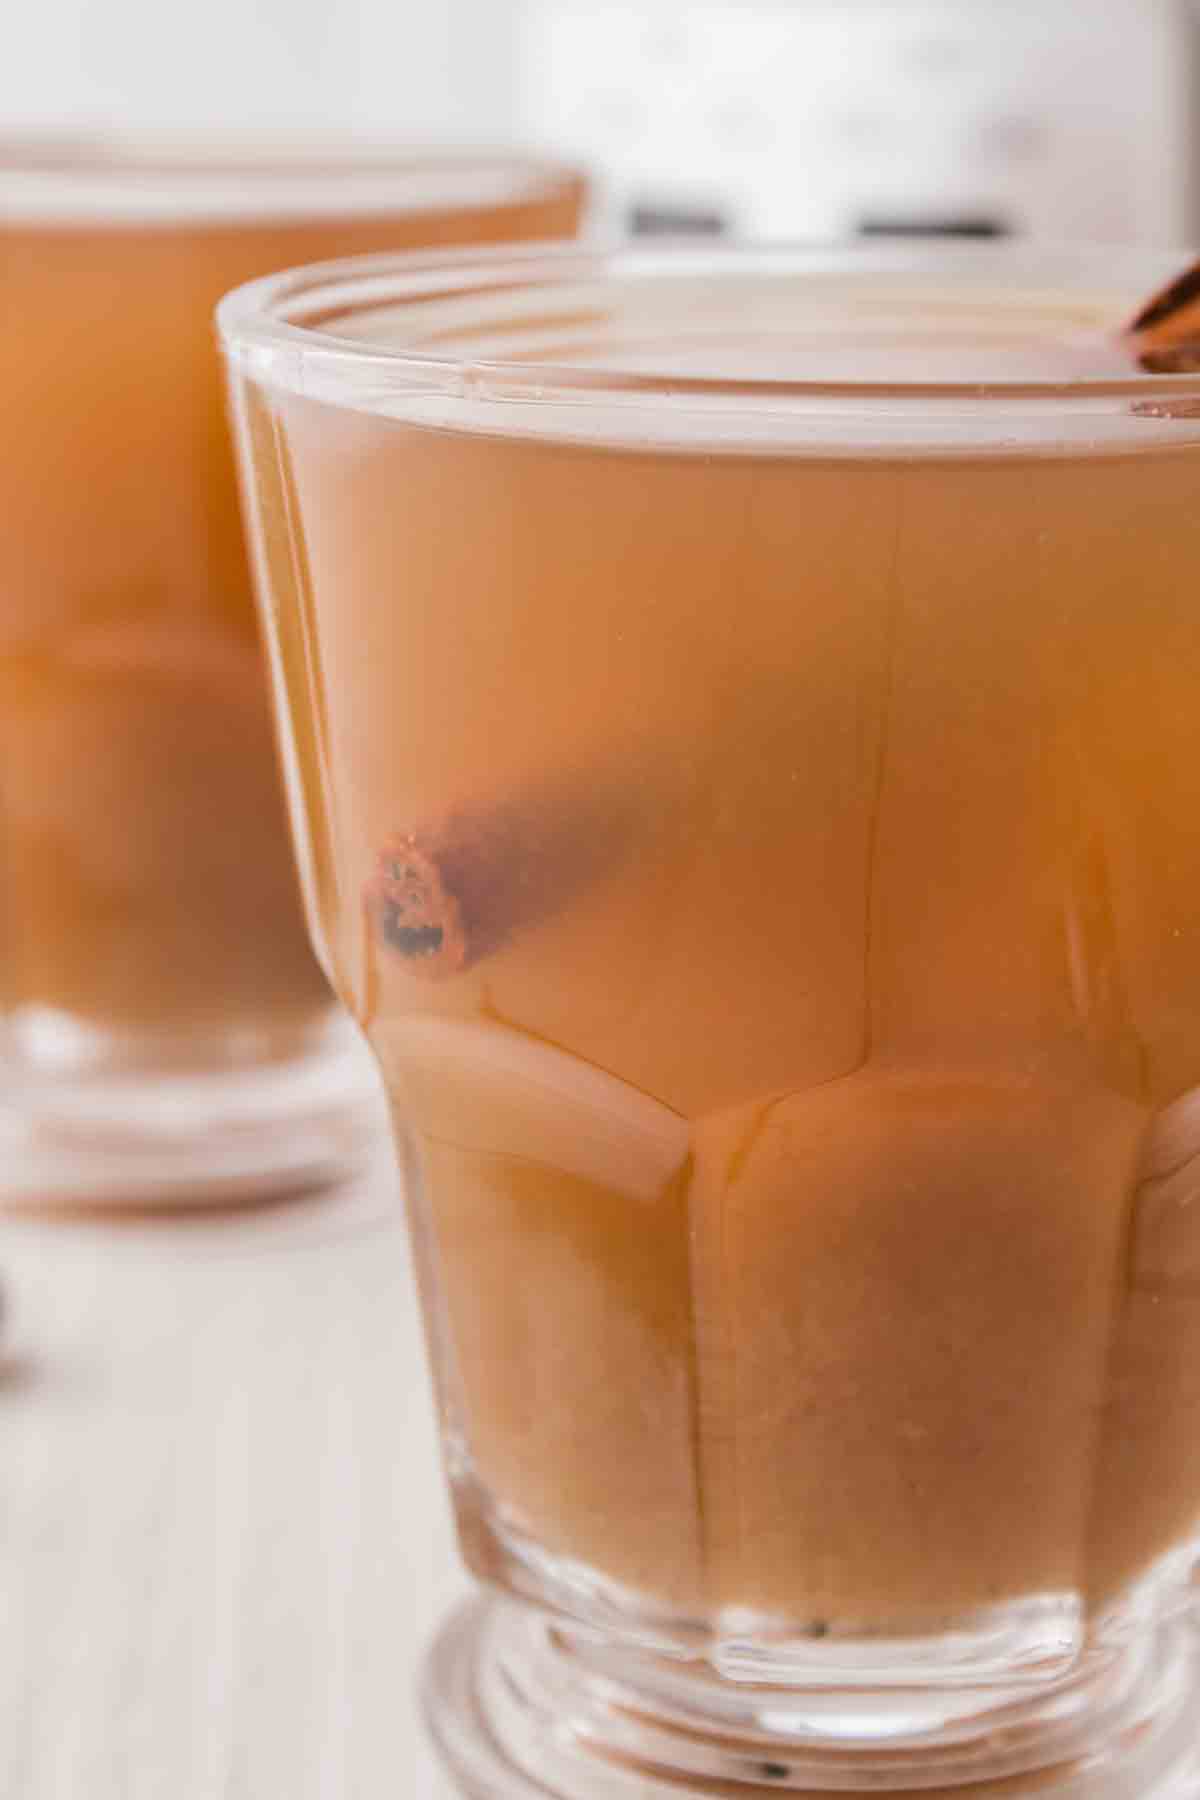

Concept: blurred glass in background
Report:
left=0, top=3, right=586, bottom=1209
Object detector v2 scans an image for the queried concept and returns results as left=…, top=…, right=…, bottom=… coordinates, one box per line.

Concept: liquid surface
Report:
left=273, top=262, right=1190, bottom=458
left=243, top=309, right=1200, bottom=1641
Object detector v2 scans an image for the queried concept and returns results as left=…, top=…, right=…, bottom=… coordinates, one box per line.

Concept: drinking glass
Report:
left=221, top=243, right=1200, bottom=1795
left=0, top=139, right=585, bottom=1207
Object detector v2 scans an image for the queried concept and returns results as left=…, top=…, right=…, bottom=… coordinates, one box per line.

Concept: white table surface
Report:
left=0, top=1154, right=465, bottom=1800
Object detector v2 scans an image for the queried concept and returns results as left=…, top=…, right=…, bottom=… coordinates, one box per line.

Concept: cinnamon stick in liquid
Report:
left=365, top=770, right=644, bottom=980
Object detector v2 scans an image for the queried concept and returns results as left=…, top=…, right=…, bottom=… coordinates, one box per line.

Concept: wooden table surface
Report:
left=0, top=1155, right=465, bottom=1799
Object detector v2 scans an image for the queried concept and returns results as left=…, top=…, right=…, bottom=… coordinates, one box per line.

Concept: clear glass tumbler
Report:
left=221, top=243, right=1200, bottom=1795
left=0, top=138, right=585, bottom=1208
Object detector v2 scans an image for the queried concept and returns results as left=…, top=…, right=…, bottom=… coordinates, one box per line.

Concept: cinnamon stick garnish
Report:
left=1126, top=258, right=1200, bottom=372
left=366, top=771, right=643, bottom=981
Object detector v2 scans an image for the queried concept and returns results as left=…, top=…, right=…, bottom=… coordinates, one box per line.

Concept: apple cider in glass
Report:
left=223, top=246, right=1200, bottom=1796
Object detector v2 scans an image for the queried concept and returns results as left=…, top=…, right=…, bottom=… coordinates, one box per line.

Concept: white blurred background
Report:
left=3, top=0, right=1199, bottom=247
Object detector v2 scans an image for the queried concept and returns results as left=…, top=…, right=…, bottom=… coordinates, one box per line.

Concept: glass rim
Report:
left=0, top=131, right=586, bottom=226
left=216, top=239, right=1200, bottom=416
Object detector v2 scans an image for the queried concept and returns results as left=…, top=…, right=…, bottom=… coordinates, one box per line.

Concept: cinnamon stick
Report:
left=365, top=772, right=641, bottom=981
left=1126, top=258, right=1200, bottom=372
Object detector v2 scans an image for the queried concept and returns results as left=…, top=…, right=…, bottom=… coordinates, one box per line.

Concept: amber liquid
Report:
left=255, top=360, right=1200, bottom=1636
left=0, top=179, right=583, bottom=1049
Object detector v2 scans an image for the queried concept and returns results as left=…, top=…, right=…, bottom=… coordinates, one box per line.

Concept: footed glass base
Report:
left=0, top=1008, right=384, bottom=1209
left=424, top=1597, right=1200, bottom=1799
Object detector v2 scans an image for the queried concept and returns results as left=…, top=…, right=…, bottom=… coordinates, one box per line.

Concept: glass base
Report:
left=424, top=1597, right=1200, bottom=1799
left=476, top=1508, right=1091, bottom=1685
left=0, top=1009, right=384, bottom=1209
